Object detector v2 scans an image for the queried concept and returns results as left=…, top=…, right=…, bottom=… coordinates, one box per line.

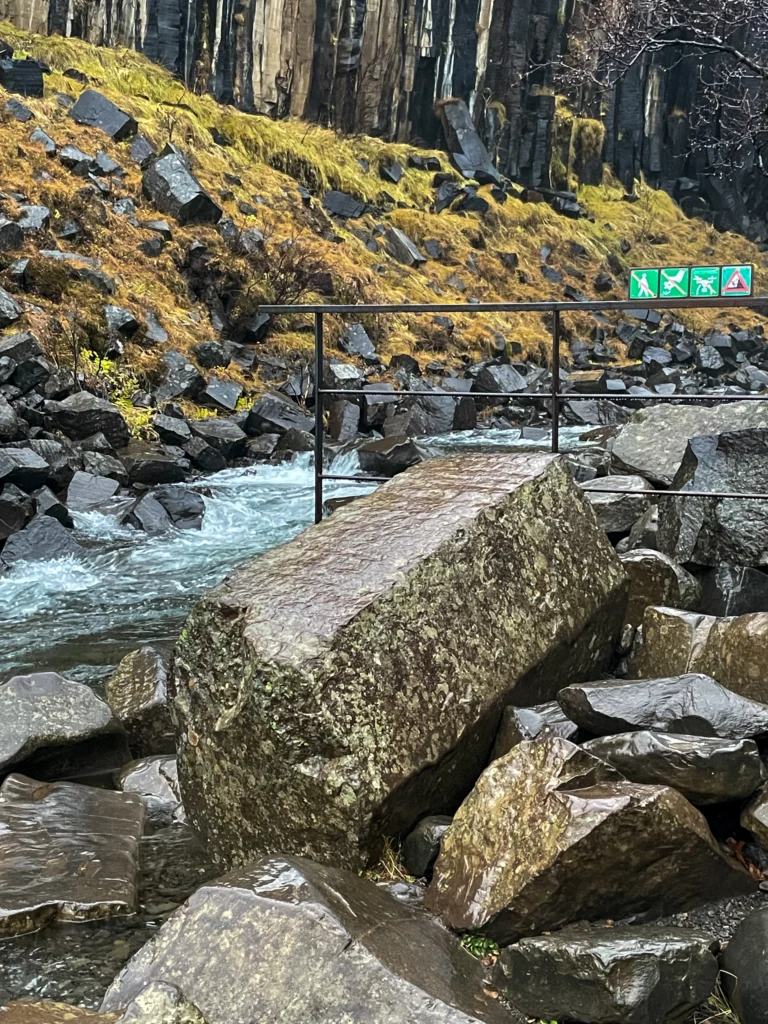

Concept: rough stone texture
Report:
left=45, top=391, right=130, bottom=448
left=612, top=404, right=768, bottom=487
left=116, top=982, right=209, bottom=1023
left=620, top=549, right=700, bottom=628
left=106, top=646, right=175, bottom=756
left=142, top=149, right=222, bottom=225
left=698, top=564, right=768, bottom=616
left=494, top=925, right=719, bottom=1024
left=629, top=606, right=768, bottom=704
left=71, top=89, right=138, bottom=140
left=0, top=773, right=144, bottom=937
left=1, top=515, right=84, bottom=565
left=721, top=908, right=768, bottom=1024
left=116, top=756, right=186, bottom=828
left=583, top=731, right=766, bottom=805
left=559, top=673, right=768, bottom=740
left=172, top=454, right=626, bottom=870
left=491, top=701, right=577, bottom=760
left=401, top=815, right=452, bottom=878
left=0, top=672, right=126, bottom=779
left=741, top=784, right=768, bottom=848
left=425, top=737, right=752, bottom=943
left=101, top=855, right=510, bottom=1024
left=0, top=1005, right=117, bottom=1022
left=581, top=475, right=651, bottom=534
left=658, top=430, right=768, bottom=567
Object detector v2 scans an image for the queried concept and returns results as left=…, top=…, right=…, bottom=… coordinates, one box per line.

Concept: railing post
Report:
left=314, top=311, right=324, bottom=524
left=551, top=310, right=560, bottom=454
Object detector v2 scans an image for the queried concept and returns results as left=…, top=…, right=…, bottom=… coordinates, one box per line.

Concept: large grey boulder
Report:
left=142, top=147, right=221, bottom=225
left=630, top=606, right=768, bottom=703
left=559, top=673, right=768, bottom=739
left=581, top=475, right=651, bottom=534
left=612, top=403, right=768, bottom=486
left=699, top=564, right=768, bottom=616
left=101, top=856, right=511, bottom=1024
left=721, top=908, right=768, bottom=1024
left=45, top=391, right=130, bottom=448
left=0, top=773, right=144, bottom=936
left=425, top=737, right=752, bottom=943
left=172, top=453, right=626, bottom=869
left=106, top=645, right=174, bottom=756
left=71, top=89, right=138, bottom=140
left=494, top=925, right=718, bottom=1024
left=583, top=731, right=765, bottom=804
left=0, top=671, right=128, bottom=780
left=620, top=549, right=699, bottom=628
left=659, top=430, right=768, bottom=566
left=1, top=515, right=84, bottom=565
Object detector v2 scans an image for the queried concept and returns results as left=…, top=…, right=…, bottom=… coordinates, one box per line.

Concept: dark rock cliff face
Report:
left=1, top=0, right=765, bottom=235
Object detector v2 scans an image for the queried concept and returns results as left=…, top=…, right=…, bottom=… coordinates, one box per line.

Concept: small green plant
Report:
left=460, top=933, right=499, bottom=959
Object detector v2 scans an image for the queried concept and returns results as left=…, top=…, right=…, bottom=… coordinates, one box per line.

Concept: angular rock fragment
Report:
left=630, top=606, right=768, bottom=703
left=71, top=89, right=138, bottom=140
left=495, top=925, right=718, bottom=1024
left=0, top=448, right=49, bottom=489
left=0, top=284, right=22, bottom=326
left=245, top=392, right=314, bottom=436
left=384, top=226, right=426, bottom=266
left=66, top=470, right=120, bottom=512
left=741, top=784, right=768, bottom=848
left=154, top=484, right=205, bottom=530
left=425, top=737, right=752, bottom=943
left=45, top=391, right=130, bottom=448
left=582, top=475, right=651, bottom=533
left=339, top=322, right=376, bottom=361
left=402, top=815, right=452, bottom=878
left=116, top=756, right=185, bottom=827
left=322, top=190, right=366, bottom=218
left=172, top=454, right=626, bottom=869
left=2, top=515, right=84, bottom=564
left=0, top=773, right=144, bottom=936
left=583, top=731, right=765, bottom=804
left=357, top=434, right=427, bottom=476
left=721, top=908, right=768, bottom=1024
left=612, top=403, right=768, bottom=486
left=560, top=674, right=768, bottom=739
left=142, top=147, right=222, bottom=225
left=101, top=856, right=509, bottom=1024
left=620, top=548, right=700, bottom=628
left=0, top=216, right=24, bottom=249
left=491, top=701, right=578, bottom=760
left=106, top=646, right=175, bottom=756
left=699, top=564, right=768, bottom=616
left=438, top=99, right=500, bottom=183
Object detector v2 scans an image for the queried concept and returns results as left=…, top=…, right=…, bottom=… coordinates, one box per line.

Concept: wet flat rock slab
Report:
left=0, top=774, right=144, bottom=937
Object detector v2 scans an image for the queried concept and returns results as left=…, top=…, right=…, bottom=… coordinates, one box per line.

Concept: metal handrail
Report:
left=258, top=297, right=768, bottom=522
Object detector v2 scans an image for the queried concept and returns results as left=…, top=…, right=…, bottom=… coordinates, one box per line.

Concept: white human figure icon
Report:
left=636, top=273, right=654, bottom=298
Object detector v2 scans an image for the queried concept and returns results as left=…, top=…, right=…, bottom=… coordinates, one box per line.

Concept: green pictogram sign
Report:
left=629, top=268, right=659, bottom=300
left=629, top=264, right=754, bottom=299
left=660, top=267, right=690, bottom=297
left=690, top=267, right=721, bottom=298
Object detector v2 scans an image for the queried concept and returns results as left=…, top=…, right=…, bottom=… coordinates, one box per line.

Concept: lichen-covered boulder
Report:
left=172, top=454, right=626, bottom=869
left=0, top=773, right=144, bottom=936
left=630, top=606, right=768, bottom=703
left=101, top=856, right=512, bottom=1024
left=583, top=731, right=766, bottom=805
left=424, top=737, right=752, bottom=944
left=106, top=646, right=174, bottom=756
left=494, top=925, right=719, bottom=1024
left=620, top=549, right=700, bottom=629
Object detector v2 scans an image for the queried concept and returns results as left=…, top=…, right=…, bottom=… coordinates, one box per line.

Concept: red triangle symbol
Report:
left=723, top=269, right=749, bottom=294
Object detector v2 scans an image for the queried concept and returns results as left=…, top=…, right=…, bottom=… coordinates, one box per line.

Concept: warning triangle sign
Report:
left=723, top=268, right=751, bottom=295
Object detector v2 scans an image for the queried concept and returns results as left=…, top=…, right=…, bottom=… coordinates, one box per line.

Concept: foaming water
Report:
left=0, top=428, right=589, bottom=677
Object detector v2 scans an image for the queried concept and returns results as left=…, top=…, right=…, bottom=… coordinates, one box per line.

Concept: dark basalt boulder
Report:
left=402, top=815, right=452, bottom=878
left=172, top=454, right=626, bottom=870
left=154, top=414, right=192, bottom=447
left=438, top=99, right=500, bottom=183
left=357, top=434, right=428, bottom=476
left=182, top=437, right=226, bottom=472
left=154, top=351, right=205, bottom=403
left=383, top=227, right=426, bottom=267
left=658, top=429, right=768, bottom=567
left=33, top=485, right=73, bottom=527
left=721, top=908, right=768, bottom=1024
left=0, top=483, right=33, bottom=539
left=425, top=737, right=752, bottom=944
left=491, top=701, right=578, bottom=760
left=583, top=731, right=766, bottom=805
left=105, top=646, right=175, bottom=757
left=322, top=190, right=366, bottom=218
left=129, top=493, right=173, bottom=534
left=0, top=284, right=22, bottom=326
left=142, top=147, right=222, bottom=225
left=0, top=448, right=49, bottom=490
left=101, top=855, right=510, bottom=1024
left=495, top=925, right=718, bottom=1024
left=45, top=391, right=130, bottom=448
left=192, top=341, right=229, bottom=368
left=327, top=399, right=360, bottom=441
left=0, top=672, right=127, bottom=779
left=0, top=216, right=24, bottom=250
left=698, top=564, right=768, bottom=616
left=0, top=394, right=19, bottom=441
left=188, top=418, right=246, bottom=459
left=120, top=444, right=188, bottom=487
left=0, top=57, right=44, bottom=97
left=2, top=515, right=84, bottom=564
left=70, top=89, right=138, bottom=140
left=472, top=363, right=526, bottom=396
left=153, top=485, right=205, bottom=531
left=741, top=785, right=768, bottom=847
left=199, top=376, right=242, bottom=413
left=0, top=773, right=144, bottom=937
left=558, top=674, right=768, bottom=740
left=116, top=755, right=185, bottom=828
left=66, top=470, right=120, bottom=512
left=582, top=475, right=651, bottom=534
left=245, top=392, right=314, bottom=436
left=340, top=322, right=376, bottom=361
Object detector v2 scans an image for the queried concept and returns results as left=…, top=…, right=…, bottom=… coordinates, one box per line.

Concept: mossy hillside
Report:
left=1, top=25, right=767, bottom=428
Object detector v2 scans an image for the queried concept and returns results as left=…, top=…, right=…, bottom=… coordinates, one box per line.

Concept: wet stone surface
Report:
left=0, top=823, right=216, bottom=1009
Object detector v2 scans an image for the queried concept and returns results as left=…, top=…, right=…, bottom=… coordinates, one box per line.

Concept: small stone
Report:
left=106, top=646, right=174, bottom=757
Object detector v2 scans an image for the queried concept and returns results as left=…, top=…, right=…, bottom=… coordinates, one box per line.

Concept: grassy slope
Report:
left=1, top=24, right=767, bottom=426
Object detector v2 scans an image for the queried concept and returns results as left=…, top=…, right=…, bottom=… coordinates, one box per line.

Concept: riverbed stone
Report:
left=357, top=434, right=428, bottom=476
left=45, top=391, right=130, bottom=448
left=116, top=756, right=185, bottom=828
left=583, top=731, right=765, bottom=804
left=698, top=564, right=768, bottom=616
left=425, top=737, right=752, bottom=943
left=101, top=855, right=510, bottom=1024
left=721, top=908, right=768, bottom=1024
left=581, top=475, right=651, bottom=533
left=2, top=515, right=84, bottom=564
left=620, top=549, right=700, bottom=628
left=559, top=673, right=768, bottom=739
left=106, top=646, right=174, bottom=757
left=66, top=470, right=120, bottom=512
left=630, top=606, right=768, bottom=703
left=612, top=403, right=768, bottom=486
left=0, top=672, right=127, bottom=780
left=658, top=430, right=768, bottom=566
left=494, top=924, right=718, bottom=1024
left=0, top=773, right=144, bottom=936
left=491, top=701, right=578, bottom=760
left=172, top=453, right=626, bottom=870
left=401, top=815, right=452, bottom=878
left=245, top=392, right=314, bottom=436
